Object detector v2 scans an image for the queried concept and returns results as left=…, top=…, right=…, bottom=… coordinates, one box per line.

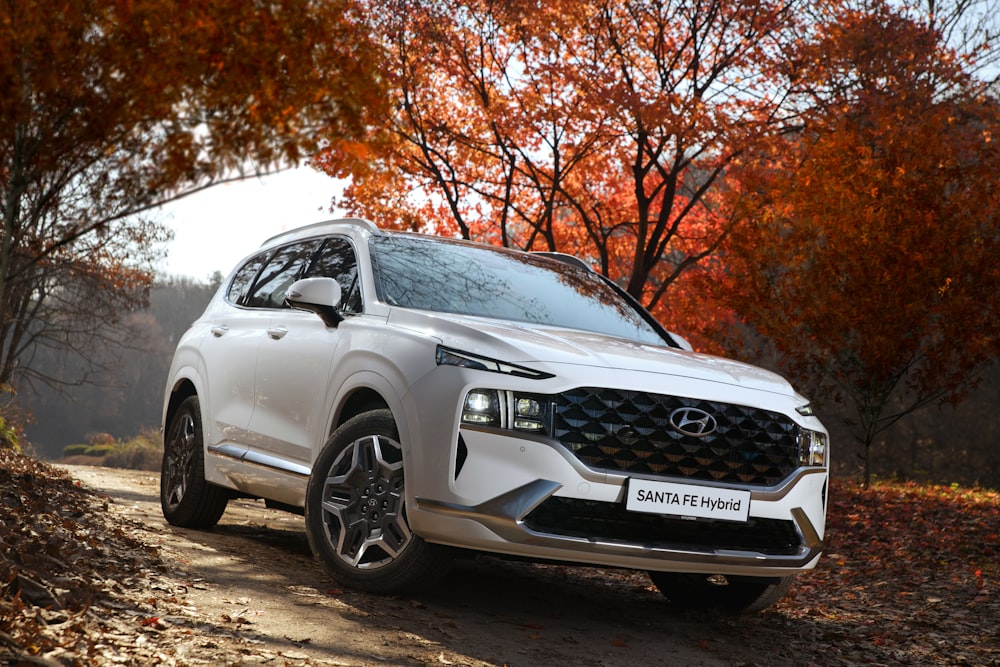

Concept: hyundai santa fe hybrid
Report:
left=160, top=218, right=829, bottom=612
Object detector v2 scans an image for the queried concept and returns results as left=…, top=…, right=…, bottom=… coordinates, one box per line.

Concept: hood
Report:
left=386, top=308, right=797, bottom=397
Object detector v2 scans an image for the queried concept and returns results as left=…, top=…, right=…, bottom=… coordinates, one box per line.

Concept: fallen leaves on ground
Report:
left=2, top=447, right=998, bottom=666
left=0, top=449, right=269, bottom=666
left=702, top=479, right=1000, bottom=666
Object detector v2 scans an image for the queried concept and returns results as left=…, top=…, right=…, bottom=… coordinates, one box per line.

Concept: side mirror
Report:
left=285, top=277, right=343, bottom=327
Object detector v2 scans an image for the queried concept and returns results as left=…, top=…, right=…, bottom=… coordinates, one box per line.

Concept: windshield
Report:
left=371, top=235, right=669, bottom=346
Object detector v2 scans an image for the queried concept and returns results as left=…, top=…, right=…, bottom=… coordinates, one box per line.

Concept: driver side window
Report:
left=244, top=240, right=319, bottom=309
left=303, top=237, right=361, bottom=313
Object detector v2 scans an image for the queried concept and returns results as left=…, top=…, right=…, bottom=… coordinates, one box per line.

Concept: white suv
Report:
left=160, top=218, right=828, bottom=612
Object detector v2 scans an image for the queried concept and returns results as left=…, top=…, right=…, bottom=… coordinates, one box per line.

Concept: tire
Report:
left=304, top=409, right=452, bottom=594
left=160, top=396, right=229, bottom=529
left=648, top=571, right=795, bottom=613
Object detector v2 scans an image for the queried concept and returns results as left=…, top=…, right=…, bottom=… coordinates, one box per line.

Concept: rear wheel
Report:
left=160, top=396, right=228, bottom=528
left=648, top=572, right=794, bottom=613
left=304, top=409, right=452, bottom=593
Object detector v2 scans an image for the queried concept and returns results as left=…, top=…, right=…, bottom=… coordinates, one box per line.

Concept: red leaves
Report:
left=821, top=480, right=1000, bottom=594
left=767, top=479, right=1000, bottom=665
left=327, top=0, right=798, bottom=317
left=695, top=4, right=1000, bottom=488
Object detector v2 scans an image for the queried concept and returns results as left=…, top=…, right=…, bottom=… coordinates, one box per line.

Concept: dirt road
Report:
left=60, top=465, right=770, bottom=666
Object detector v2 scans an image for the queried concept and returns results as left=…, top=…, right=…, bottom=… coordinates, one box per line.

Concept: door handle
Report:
left=266, top=326, right=288, bottom=340
left=210, top=325, right=229, bottom=337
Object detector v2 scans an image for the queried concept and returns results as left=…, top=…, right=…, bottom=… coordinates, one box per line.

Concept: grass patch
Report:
left=60, top=429, right=160, bottom=471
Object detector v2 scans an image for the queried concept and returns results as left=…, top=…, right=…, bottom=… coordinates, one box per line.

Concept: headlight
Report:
left=440, top=346, right=554, bottom=432
left=461, top=389, right=550, bottom=432
left=513, top=396, right=546, bottom=431
left=798, top=429, right=828, bottom=467
left=462, top=389, right=500, bottom=426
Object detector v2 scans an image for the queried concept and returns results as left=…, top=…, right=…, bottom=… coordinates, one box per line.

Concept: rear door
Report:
left=199, top=251, right=271, bottom=452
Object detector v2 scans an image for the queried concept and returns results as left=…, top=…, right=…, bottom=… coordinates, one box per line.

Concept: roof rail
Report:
left=260, top=218, right=379, bottom=246
left=531, top=251, right=594, bottom=273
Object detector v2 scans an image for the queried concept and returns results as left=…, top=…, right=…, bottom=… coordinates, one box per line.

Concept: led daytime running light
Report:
left=436, top=346, right=554, bottom=379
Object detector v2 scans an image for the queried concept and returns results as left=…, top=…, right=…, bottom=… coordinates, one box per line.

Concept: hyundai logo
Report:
left=669, top=407, right=717, bottom=437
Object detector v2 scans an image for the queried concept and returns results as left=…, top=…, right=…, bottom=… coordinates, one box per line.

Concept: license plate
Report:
left=626, top=479, right=751, bottom=522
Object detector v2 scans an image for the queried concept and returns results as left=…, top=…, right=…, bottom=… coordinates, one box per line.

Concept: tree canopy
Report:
left=696, top=2, right=1000, bottom=483
left=317, top=0, right=1000, bottom=482
left=0, top=0, right=384, bottom=392
left=4, top=0, right=999, bottom=486
left=317, top=0, right=811, bottom=312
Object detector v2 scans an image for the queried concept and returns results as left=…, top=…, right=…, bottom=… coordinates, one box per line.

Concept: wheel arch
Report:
left=331, top=386, right=392, bottom=435
left=164, top=378, right=198, bottom=444
left=305, top=406, right=454, bottom=593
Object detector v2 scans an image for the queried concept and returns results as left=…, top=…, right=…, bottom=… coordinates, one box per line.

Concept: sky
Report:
left=154, top=167, right=347, bottom=281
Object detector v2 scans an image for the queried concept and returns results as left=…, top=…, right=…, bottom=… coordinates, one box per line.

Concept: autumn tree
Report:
left=914, top=0, right=1000, bottom=84
left=21, top=276, right=223, bottom=459
left=318, top=0, right=809, bottom=315
left=700, top=2, right=1000, bottom=484
left=0, top=0, right=384, bottom=395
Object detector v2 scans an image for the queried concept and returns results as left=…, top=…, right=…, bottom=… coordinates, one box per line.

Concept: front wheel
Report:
left=648, top=572, right=795, bottom=613
left=160, top=396, right=229, bottom=528
left=304, top=409, right=452, bottom=594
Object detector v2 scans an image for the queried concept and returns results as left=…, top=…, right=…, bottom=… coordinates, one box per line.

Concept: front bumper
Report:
left=408, top=423, right=827, bottom=577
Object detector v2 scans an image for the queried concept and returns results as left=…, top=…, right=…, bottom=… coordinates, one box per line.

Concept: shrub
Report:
left=102, top=442, right=160, bottom=471
left=0, top=416, right=21, bottom=452
left=84, top=444, right=116, bottom=458
left=0, top=386, right=25, bottom=452
left=85, top=432, right=116, bottom=446
left=102, top=429, right=161, bottom=471
left=62, top=443, right=93, bottom=457
left=58, top=428, right=161, bottom=470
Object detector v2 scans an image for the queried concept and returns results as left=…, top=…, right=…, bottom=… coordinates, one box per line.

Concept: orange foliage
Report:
left=318, top=0, right=802, bottom=312
left=1, top=0, right=383, bottom=189
left=696, top=2, right=1000, bottom=481
left=0, top=0, right=384, bottom=391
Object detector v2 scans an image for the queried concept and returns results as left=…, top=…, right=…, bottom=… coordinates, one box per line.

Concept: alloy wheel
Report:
left=162, top=411, right=196, bottom=512
left=319, top=433, right=410, bottom=569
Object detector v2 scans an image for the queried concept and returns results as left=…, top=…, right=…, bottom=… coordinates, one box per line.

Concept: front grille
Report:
left=524, top=497, right=801, bottom=555
left=553, top=387, right=801, bottom=487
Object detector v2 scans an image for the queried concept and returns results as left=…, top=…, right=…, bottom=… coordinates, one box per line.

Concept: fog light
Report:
left=462, top=389, right=500, bottom=426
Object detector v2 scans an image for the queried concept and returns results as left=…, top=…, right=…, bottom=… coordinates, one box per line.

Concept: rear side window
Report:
left=227, top=253, right=270, bottom=306
left=244, top=240, right=320, bottom=309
